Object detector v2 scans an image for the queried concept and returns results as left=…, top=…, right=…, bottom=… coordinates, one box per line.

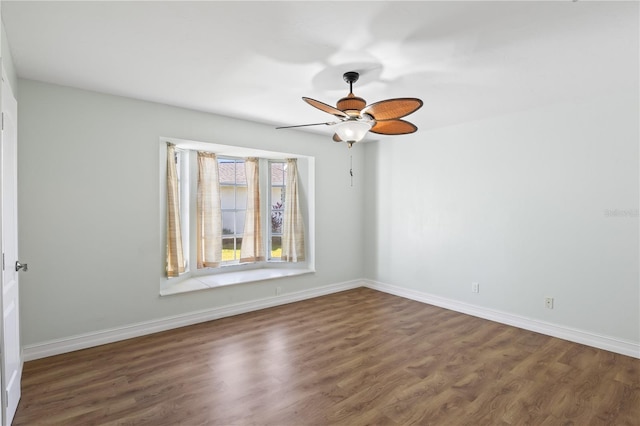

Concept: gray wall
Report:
left=1, top=12, right=18, bottom=95
left=16, top=79, right=640, bottom=349
left=17, top=79, right=365, bottom=346
left=363, top=90, right=639, bottom=343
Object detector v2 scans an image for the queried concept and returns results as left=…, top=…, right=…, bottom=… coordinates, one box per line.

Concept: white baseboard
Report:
left=364, top=279, right=640, bottom=359
left=22, top=279, right=364, bottom=361
left=23, top=278, right=640, bottom=361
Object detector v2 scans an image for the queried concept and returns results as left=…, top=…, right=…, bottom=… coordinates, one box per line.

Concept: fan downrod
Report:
left=343, top=71, right=360, bottom=95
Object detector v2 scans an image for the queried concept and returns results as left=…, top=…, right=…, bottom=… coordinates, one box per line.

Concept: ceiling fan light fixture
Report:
left=333, top=120, right=372, bottom=144
left=277, top=71, right=422, bottom=148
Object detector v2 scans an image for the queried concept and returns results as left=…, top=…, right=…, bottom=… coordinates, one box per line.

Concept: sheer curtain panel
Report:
left=281, top=158, right=305, bottom=262
left=197, top=152, right=222, bottom=268
left=240, top=158, right=265, bottom=263
left=166, top=144, right=185, bottom=277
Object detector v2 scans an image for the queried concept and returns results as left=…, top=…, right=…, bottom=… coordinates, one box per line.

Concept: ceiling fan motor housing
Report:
left=336, top=93, right=367, bottom=117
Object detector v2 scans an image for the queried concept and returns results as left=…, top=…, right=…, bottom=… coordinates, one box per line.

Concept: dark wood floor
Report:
left=13, top=288, right=640, bottom=425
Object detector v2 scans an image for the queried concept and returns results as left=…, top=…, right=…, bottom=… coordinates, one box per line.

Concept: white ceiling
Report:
left=2, top=1, right=638, bottom=141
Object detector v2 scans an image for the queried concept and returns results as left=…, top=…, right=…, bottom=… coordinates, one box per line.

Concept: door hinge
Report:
left=2, top=253, right=4, bottom=271
left=4, top=390, right=7, bottom=407
left=1, top=112, right=4, bottom=131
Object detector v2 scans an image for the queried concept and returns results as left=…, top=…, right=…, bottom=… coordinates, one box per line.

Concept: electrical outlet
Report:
left=545, top=297, right=554, bottom=309
left=471, top=282, right=479, bottom=293
left=276, top=286, right=282, bottom=296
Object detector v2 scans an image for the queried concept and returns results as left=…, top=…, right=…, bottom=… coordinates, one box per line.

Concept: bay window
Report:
left=160, top=139, right=314, bottom=295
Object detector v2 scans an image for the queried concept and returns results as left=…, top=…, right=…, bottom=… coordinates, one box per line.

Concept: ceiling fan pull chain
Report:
left=350, top=155, right=354, bottom=187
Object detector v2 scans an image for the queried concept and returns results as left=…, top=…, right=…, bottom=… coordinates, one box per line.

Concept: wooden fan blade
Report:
left=370, top=119, right=418, bottom=135
left=333, top=133, right=342, bottom=142
left=276, top=122, right=334, bottom=129
left=303, top=97, right=349, bottom=118
left=361, top=98, right=423, bottom=121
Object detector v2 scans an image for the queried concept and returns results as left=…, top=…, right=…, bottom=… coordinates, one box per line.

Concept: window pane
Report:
left=235, top=211, right=246, bottom=234
left=222, top=211, right=235, bottom=234
left=271, top=210, right=282, bottom=233
left=222, top=237, right=236, bottom=261
left=235, top=163, right=247, bottom=184
left=217, top=158, right=248, bottom=264
left=220, top=185, right=234, bottom=209
left=218, top=160, right=235, bottom=184
left=222, top=237, right=235, bottom=250
left=269, top=161, right=287, bottom=261
left=271, top=187, right=284, bottom=209
left=271, top=236, right=282, bottom=259
left=221, top=237, right=242, bottom=262
left=236, top=237, right=243, bottom=259
left=236, top=186, right=248, bottom=210
left=271, top=163, right=285, bottom=185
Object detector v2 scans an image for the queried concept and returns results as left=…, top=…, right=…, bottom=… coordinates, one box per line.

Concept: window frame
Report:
left=218, top=156, right=247, bottom=265
left=268, top=160, right=286, bottom=261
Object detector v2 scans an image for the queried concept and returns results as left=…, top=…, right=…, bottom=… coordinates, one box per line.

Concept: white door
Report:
left=1, top=67, right=21, bottom=425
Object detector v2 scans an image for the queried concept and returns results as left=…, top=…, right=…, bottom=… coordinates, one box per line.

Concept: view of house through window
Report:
left=218, top=159, right=289, bottom=264
left=219, top=158, right=247, bottom=263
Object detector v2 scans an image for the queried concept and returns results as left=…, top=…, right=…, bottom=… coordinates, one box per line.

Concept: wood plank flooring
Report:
left=13, top=288, right=640, bottom=425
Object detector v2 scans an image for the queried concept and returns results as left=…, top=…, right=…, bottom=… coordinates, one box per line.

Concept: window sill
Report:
left=160, top=267, right=315, bottom=296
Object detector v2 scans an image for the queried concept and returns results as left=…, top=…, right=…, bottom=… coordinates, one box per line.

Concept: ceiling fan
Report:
left=276, top=71, right=423, bottom=148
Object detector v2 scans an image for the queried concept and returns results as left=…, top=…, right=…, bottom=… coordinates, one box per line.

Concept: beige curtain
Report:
left=197, top=152, right=222, bottom=268
left=281, top=158, right=305, bottom=262
left=166, top=144, right=185, bottom=277
left=240, top=158, right=265, bottom=263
